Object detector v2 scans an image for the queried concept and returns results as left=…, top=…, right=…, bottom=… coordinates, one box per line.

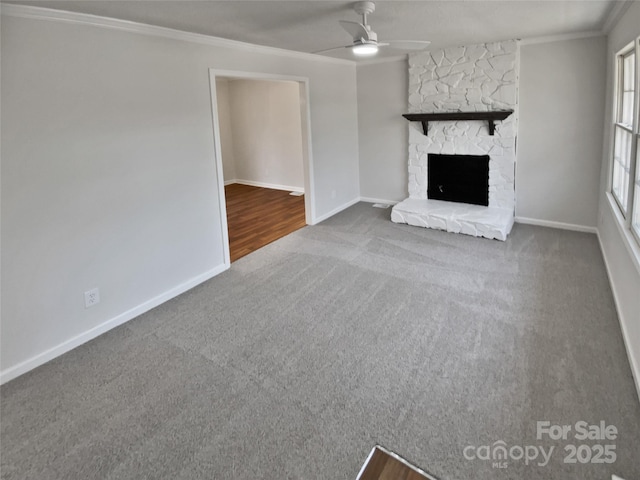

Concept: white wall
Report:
left=357, top=58, right=409, bottom=202
left=598, top=1, right=640, bottom=399
left=518, top=36, right=606, bottom=228
left=0, top=9, right=360, bottom=381
left=221, top=79, right=305, bottom=191
left=215, top=78, right=237, bottom=182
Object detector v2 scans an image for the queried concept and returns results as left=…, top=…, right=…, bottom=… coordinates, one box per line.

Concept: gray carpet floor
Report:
left=2, top=202, right=639, bottom=480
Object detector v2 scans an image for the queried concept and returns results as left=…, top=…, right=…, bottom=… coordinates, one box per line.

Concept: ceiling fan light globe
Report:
left=352, top=43, right=378, bottom=56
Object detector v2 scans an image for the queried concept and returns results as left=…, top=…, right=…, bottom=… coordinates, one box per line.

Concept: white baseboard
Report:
left=515, top=216, right=598, bottom=234
left=226, top=179, right=304, bottom=193
left=597, top=232, right=640, bottom=404
left=313, top=197, right=361, bottom=224
left=0, top=263, right=229, bottom=385
left=359, top=197, right=399, bottom=205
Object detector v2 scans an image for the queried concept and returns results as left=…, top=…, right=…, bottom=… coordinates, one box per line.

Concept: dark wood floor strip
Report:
left=357, top=446, right=438, bottom=480
left=225, top=183, right=306, bottom=262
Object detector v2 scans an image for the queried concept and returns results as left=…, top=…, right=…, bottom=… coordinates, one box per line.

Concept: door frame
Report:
left=208, top=69, right=316, bottom=265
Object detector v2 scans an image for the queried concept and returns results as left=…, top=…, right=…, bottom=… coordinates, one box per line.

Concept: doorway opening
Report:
left=209, top=71, right=315, bottom=264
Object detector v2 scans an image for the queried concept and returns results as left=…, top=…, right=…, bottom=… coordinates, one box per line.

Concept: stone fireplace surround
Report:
left=391, top=40, right=519, bottom=241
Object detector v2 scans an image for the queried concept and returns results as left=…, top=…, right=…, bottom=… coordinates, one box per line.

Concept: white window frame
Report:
left=610, top=38, right=640, bottom=247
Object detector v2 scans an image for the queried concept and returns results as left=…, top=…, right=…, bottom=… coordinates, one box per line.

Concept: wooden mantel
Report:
left=402, top=110, right=514, bottom=136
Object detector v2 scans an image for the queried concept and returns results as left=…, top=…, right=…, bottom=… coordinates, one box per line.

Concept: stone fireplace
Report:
left=391, top=40, right=519, bottom=241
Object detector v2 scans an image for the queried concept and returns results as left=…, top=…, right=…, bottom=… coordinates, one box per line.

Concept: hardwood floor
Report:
left=358, top=446, right=437, bottom=480
left=225, top=183, right=306, bottom=262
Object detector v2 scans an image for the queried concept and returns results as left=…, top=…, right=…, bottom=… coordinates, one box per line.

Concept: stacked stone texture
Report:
left=407, top=40, right=519, bottom=211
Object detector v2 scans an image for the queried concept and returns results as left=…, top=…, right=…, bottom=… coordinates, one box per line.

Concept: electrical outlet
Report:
left=84, top=288, right=100, bottom=308
left=331, top=189, right=336, bottom=199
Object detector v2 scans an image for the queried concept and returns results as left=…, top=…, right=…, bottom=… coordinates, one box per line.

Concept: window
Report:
left=611, top=39, right=640, bottom=243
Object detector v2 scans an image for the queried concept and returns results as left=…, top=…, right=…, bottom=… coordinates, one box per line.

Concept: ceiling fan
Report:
left=315, top=1, right=431, bottom=57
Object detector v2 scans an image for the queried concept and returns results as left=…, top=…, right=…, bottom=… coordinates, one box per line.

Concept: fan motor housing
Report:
left=365, top=30, right=378, bottom=42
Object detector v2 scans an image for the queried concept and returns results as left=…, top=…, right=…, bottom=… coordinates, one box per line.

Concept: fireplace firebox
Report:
left=427, top=154, right=489, bottom=207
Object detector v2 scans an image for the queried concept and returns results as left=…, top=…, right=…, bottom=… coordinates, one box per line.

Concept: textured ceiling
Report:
left=2, top=0, right=622, bottom=60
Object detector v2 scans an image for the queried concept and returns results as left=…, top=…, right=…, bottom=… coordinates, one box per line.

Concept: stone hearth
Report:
left=391, top=198, right=514, bottom=241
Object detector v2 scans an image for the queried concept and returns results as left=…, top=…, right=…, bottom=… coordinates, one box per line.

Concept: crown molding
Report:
left=0, top=3, right=355, bottom=67
left=519, top=30, right=604, bottom=46
left=601, top=0, right=633, bottom=34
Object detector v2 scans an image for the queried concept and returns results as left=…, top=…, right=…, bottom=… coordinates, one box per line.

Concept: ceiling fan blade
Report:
left=339, top=20, right=370, bottom=41
left=312, top=45, right=350, bottom=55
left=385, top=40, right=431, bottom=51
